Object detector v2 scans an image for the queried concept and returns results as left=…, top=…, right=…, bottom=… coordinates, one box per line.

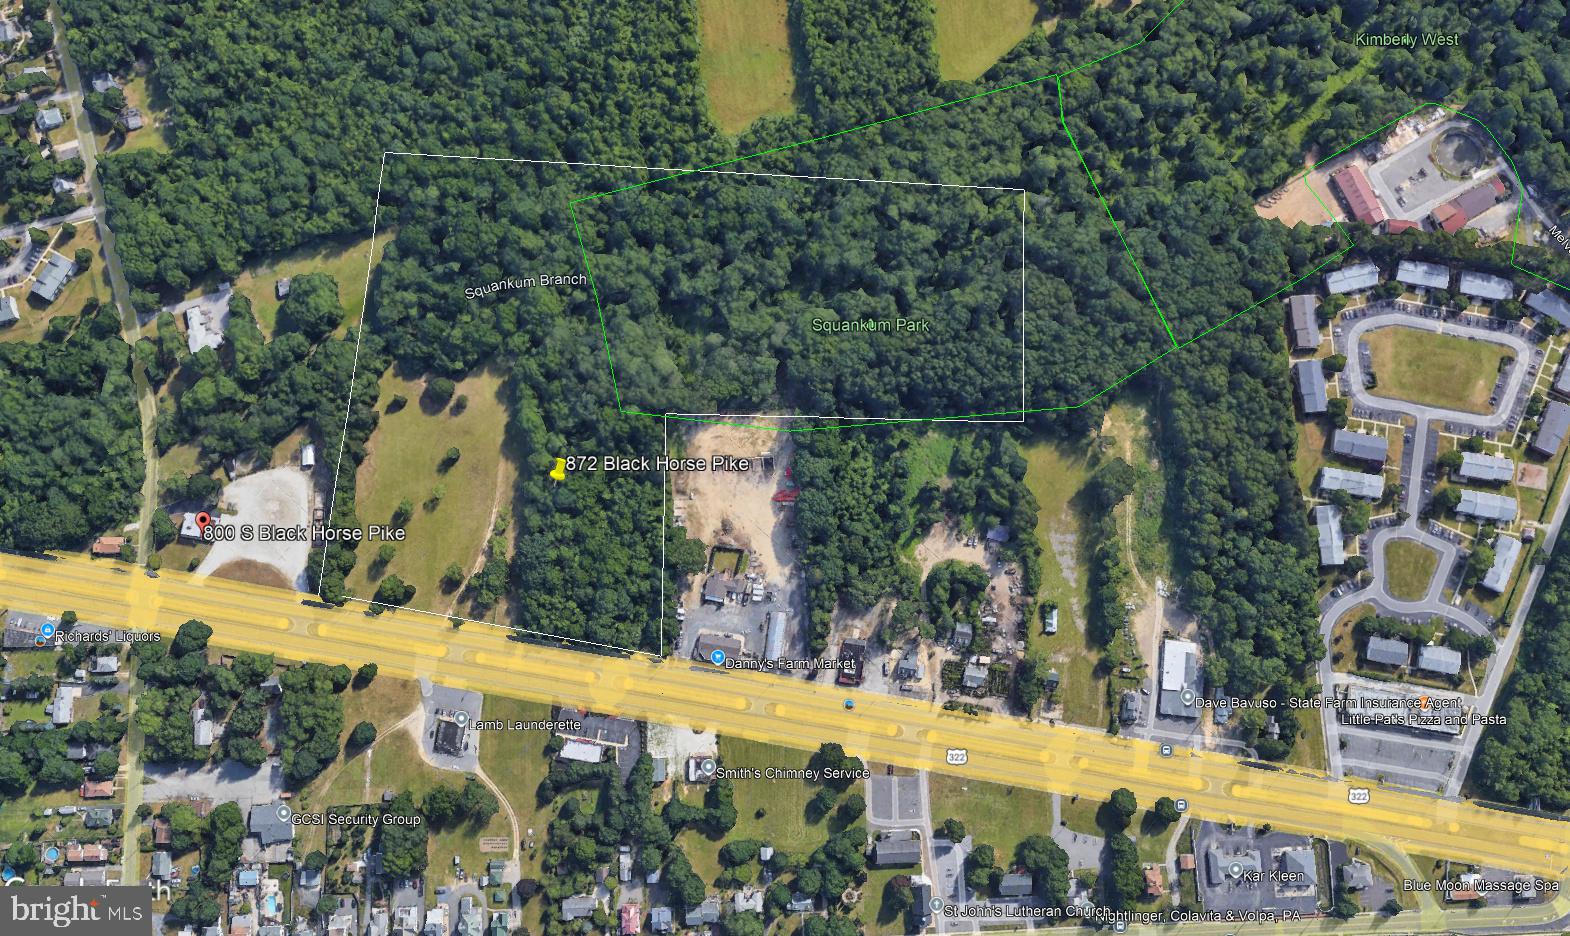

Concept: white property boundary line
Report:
left=323, top=151, right=1030, bottom=655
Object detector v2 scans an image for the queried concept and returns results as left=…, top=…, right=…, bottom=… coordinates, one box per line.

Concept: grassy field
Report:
left=1384, top=539, right=1439, bottom=601
left=1294, top=419, right=1330, bottom=491
left=1284, top=687, right=1329, bottom=771
left=1, top=224, right=112, bottom=345
left=99, top=75, right=172, bottom=155
left=697, top=0, right=795, bottom=133
left=903, top=432, right=957, bottom=501
left=182, top=232, right=387, bottom=336
left=476, top=695, right=556, bottom=878
left=934, top=0, right=1041, bottom=81
left=858, top=867, right=911, bottom=936
left=1021, top=439, right=1103, bottom=727
left=679, top=736, right=853, bottom=884
left=927, top=772, right=1055, bottom=861
left=1365, top=327, right=1510, bottom=414
left=349, top=366, right=512, bottom=609
left=1058, top=794, right=1102, bottom=839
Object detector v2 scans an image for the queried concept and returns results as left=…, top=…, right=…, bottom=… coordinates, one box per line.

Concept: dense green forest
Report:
left=52, top=0, right=1570, bottom=717
left=0, top=302, right=143, bottom=551
left=1471, top=546, right=1570, bottom=809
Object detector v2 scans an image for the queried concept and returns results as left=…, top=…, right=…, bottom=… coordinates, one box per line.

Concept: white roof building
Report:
left=1457, top=452, right=1514, bottom=483
left=1481, top=534, right=1522, bottom=593
left=36, top=107, right=64, bottom=132
left=1526, top=290, right=1570, bottom=329
left=1157, top=638, right=1201, bottom=718
left=0, top=294, right=18, bottom=325
left=1325, top=262, right=1380, bottom=294
left=1457, top=489, right=1517, bottom=523
left=1319, top=467, right=1384, bottom=499
left=1416, top=644, right=1463, bottom=677
left=185, top=305, right=227, bottom=353
left=1314, top=505, right=1345, bottom=566
left=31, top=253, right=77, bottom=303
left=1457, top=271, right=1514, bottom=302
left=559, top=739, right=604, bottom=763
left=1395, top=260, right=1450, bottom=290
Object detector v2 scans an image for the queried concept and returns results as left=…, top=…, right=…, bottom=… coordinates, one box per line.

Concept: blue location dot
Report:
left=40, top=622, right=57, bottom=638
left=709, top=649, right=726, bottom=666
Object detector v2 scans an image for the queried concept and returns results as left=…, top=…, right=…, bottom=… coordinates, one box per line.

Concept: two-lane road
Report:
left=3, top=551, right=1567, bottom=878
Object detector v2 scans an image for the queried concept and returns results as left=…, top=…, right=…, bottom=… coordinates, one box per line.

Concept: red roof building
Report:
left=1331, top=166, right=1386, bottom=225
left=620, top=904, right=641, bottom=936
left=1385, top=219, right=1420, bottom=234
left=79, top=779, right=114, bottom=799
left=91, top=536, right=125, bottom=556
left=1432, top=180, right=1509, bottom=233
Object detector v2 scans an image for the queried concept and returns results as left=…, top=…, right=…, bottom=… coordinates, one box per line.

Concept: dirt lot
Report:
left=1256, top=156, right=1347, bottom=228
left=197, top=466, right=314, bottom=589
left=675, top=423, right=798, bottom=585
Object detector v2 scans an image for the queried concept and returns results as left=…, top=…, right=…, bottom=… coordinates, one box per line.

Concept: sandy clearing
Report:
left=674, top=423, right=798, bottom=589
left=1256, top=158, right=1347, bottom=229
left=196, top=466, right=313, bottom=589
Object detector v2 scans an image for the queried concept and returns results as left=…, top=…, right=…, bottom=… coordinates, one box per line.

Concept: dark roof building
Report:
left=1432, top=177, right=1508, bottom=233
left=1286, top=295, right=1320, bottom=352
left=998, top=873, right=1034, bottom=897
left=692, top=633, right=742, bottom=663
left=1331, top=428, right=1388, bottom=464
left=1526, top=289, right=1570, bottom=329
left=873, top=831, right=923, bottom=867
left=1294, top=360, right=1327, bottom=415
left=1533, top=401, right=1570, bottom=457
left=1416, top=644, right=1463, bottom=677
left=30, top=253, right=77, bottom=303
left=433, top=717, right=467, bottom=757
left=1365, top=636, right=1410, bottom=668
left=247, top=803, right=294, bottom=846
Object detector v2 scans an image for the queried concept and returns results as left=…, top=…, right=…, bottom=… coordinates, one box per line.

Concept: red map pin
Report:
left=195, top=512, right=212, bottom=536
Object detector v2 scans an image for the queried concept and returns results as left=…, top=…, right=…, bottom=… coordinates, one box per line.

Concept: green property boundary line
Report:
left=565, top=1, right=1567, bottom=434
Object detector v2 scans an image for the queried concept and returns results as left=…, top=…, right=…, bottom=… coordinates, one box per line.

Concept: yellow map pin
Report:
left=549, top=457, right=567, bottom=481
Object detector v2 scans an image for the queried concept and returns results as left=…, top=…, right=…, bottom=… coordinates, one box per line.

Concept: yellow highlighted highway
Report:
left=3, top=551, right=1567, bottom=878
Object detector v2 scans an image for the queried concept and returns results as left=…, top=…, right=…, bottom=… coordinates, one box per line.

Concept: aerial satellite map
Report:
left=2, top=0, right=1570, bottom=934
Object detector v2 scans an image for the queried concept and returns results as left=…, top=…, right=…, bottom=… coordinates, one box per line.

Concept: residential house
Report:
left=1457, top=452, right=1514, bottom=483
left=150, top=851, right=173, bottom=879
left=1533, top=401, right=1570, bottom=457
left=1294, top=360, right=1328, bottom=415
left=1416, top=645, right=1463, bottom=677
left=1456, top=489, right=1518, bottom=523
left=31, top=253, right=78, bottom=303
left=1324, top=262, right=1379, bottom=295
left=1314, top=505, right=1345, bottom=567
left=80, top=779, right=114, bottom=799
left=692, top=633, right=742, bottom=664
left=649, top=908, right=673, bottom=934
left=91, top=535, right=125, bottom=557
left=247, top=803, right=294, bottom=848
left=961, top=661, right=988, bottom=691
left=1340, top=861, right=1374, bottom=891
left=1331, top=429, right=1388, bottom=465
left=36, top=107, right=64, bottom=132
left=683, top=897, right=721, bottom=928
left=0, top=295, right=18, bottom=326
left=83, top=807, right=114, bottom=829
left=1526, top=290, right=1570, bottom=330
left=1481, top=534, right=1523, bottom=594
left=1366, top=636, right=1410, bottom=669
left=1285, top=295, right=1320, bottom=352
left=1319, top=467, right=1384, bottom=500
left=1395, top=260, right=1450, bottom=291
left=1457, top=270, right=1514, bottom=303
left=50, top=685, right=79, bottom=725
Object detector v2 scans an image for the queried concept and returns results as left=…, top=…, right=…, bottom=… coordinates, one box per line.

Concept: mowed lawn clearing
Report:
left=1364, top=326, right=1510, bottom=415
left=182, top=232, right=389, bottom=336
left=1384, top=538, right=1439, bottom=602
left=697, top=0, right=795, bottom=133
left=476, top=695, right=556, bottom=879
left=350, top=367, right=511, bottom=609
left=927, top=772, right=1055, bottom=861
left=680, top=736, right=855, bottom=884
left=934, top=0, right=1041, bottom=81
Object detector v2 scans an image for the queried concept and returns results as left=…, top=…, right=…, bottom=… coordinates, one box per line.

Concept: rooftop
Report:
left=1325, top=262, right=1380, bottom=295
left=1458, top=452, right=1514, bottom=483
left=1481, top=534, right=1523, bottom=594
left=1416, top=644, right=1463, bottom=676
left=1319, top=466, right=1384, bottom=499
left=1457, top=488, right=1518, bottom=523
left=1331, top=428, right=1388, bottom=463
left=1395, top=260, right=1450, bottom=290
